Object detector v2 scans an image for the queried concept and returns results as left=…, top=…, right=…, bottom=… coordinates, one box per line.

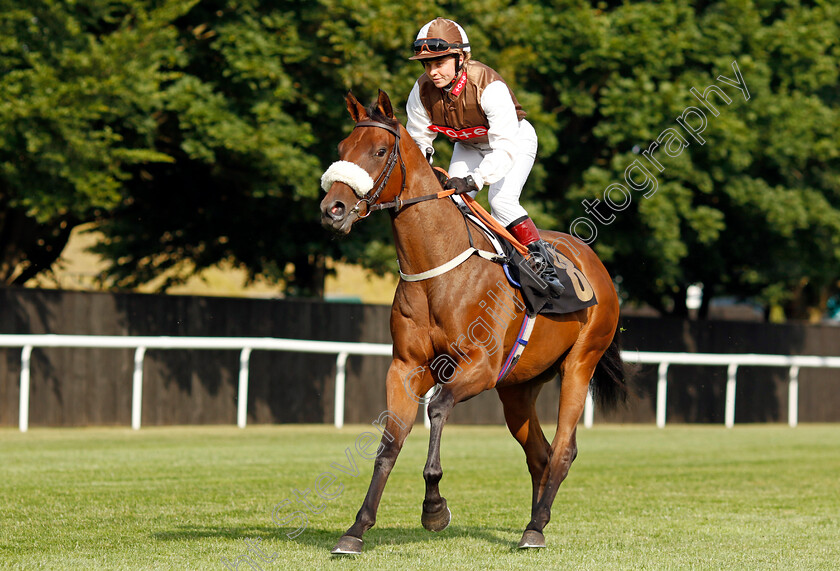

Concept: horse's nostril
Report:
left=330, top=201, right=346, bottom=219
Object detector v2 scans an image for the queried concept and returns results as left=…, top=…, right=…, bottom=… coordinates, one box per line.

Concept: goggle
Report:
left=412, top=38, right=470, bottom=55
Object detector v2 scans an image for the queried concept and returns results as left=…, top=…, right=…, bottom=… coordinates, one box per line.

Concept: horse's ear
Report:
left=346, top=91, right=368, bottom=123
left=376, top=90, right=395, bottom=119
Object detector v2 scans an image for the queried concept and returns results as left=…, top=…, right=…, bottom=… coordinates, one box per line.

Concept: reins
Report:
left=370, top=186, right=467, bottom=212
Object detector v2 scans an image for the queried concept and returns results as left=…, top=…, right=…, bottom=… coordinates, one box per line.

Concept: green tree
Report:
left=90, top=0, right=327, bottom=294
left=0, top=0, right=185, bottom=284
left=4, top=0, right=838, bottom=321
left=89, top=0, right=437, bottom=296
left=510, top=0, right=840, bottom=320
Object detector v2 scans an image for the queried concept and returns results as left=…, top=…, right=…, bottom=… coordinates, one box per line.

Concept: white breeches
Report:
left=447, top=119, right=538, bottom=227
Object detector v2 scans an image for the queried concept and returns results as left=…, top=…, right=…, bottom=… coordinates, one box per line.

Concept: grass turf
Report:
left=1, top=424, right=838, bottom=570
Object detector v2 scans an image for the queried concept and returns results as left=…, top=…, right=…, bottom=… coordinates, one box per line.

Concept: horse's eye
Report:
left=375, top=147, right=387, bottom=157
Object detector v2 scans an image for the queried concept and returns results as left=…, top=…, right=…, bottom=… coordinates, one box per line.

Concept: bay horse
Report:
left=319, top=90, right=627, bottom=554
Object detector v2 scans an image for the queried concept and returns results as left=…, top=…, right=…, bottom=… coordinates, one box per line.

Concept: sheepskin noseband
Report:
left=320, top=161, right=375, bottom=198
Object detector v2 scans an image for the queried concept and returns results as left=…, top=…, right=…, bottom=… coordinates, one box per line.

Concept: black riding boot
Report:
left=526, top=240, right=565, bottom=297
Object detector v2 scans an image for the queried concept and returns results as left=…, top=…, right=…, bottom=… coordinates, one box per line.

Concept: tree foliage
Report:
left=0, top=0, right=184, bottom=283
left=1, top=0, right=838, bottom=319
left=530, top=0, right=840, bottom=319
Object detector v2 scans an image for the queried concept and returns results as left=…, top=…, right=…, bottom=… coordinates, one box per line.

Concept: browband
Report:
left=355, top=120, right=401, bottom=138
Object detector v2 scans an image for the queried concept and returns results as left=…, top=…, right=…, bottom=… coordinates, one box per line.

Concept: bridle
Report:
left=336, top=117, right=510, bottom=282
left=346, top=119, right=472, bottom=218
left=348, top=120, right=407, bottom=218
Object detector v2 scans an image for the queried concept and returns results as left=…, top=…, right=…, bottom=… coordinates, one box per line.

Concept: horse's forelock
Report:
left=366, top=104, right=399, bottom=130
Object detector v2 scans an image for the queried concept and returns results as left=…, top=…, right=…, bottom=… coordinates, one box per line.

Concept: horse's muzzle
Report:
left=320, top=195, right=355, bottom=235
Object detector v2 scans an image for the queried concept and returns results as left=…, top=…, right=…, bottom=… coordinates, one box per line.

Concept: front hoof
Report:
left=331, top=535, right=363, bottom=555
left=421, top=501, right=451, bottom=532
left=518, top=529, right=546, bottom=549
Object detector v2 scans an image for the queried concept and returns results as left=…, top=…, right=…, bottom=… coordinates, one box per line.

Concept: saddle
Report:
left=433, top=168, right=598, bottom=316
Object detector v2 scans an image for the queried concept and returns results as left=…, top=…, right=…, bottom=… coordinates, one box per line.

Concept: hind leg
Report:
left=496, top=375, right=553, bottom=547
left=524, top=353, right=600, bottom=538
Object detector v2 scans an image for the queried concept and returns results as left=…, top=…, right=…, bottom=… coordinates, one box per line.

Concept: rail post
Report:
left=131, top=347, right=146, bottom=430
left=583, top=388, right=594, bottom=428
left=19, top=345, right=33, bottom=433
left=788, top=365, right=800, bottom=428
left=724, top=363, right=738, bottom=428
left=423, top=388, right=436, bottom=429
left=334, top=352, right=349, bottom=429
left=656, top=362, right=669, bottom=428
left=237, top=348, right=252, bottom=429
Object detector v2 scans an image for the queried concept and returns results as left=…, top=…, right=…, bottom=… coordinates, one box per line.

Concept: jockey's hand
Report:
left=444, top=175, right=479, bottom=194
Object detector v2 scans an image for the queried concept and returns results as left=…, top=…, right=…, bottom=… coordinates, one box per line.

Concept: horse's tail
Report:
left=590, top=329, right=632, bottom=411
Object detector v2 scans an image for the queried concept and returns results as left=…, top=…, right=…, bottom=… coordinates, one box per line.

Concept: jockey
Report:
left=405, top=17, right=564, bottom=296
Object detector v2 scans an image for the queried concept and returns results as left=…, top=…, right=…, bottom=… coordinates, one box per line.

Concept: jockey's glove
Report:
left=444, top=175, right=479, bottom=194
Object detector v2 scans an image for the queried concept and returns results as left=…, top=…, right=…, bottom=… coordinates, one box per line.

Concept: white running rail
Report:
left=0, top=335, right=391, bottom=432
left=616, top=351, right=840, bottom=430
left=1, top=335, right=838, bottom=432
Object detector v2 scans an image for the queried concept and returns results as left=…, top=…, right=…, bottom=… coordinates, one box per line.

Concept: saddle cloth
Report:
left=452, top=195, right=598, bottom=316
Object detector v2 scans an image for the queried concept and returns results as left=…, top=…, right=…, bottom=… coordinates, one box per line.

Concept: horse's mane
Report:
left=367, top=104, right=400, bottom=130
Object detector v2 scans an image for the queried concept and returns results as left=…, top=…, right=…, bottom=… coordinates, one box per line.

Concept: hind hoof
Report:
left=518, top=530, right=546, bottom=549
left=421, top=503, right=451, bottom=532
left=331, top=535, right=363, bottom=555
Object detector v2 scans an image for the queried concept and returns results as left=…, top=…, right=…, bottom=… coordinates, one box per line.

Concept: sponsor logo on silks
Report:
left=428, top=124, right=488, bottom=140
left=450, top=71, right=468, bottom=96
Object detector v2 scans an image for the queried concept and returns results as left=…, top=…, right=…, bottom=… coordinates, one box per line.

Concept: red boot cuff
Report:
left=507, top=218, right=541, bottom=246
